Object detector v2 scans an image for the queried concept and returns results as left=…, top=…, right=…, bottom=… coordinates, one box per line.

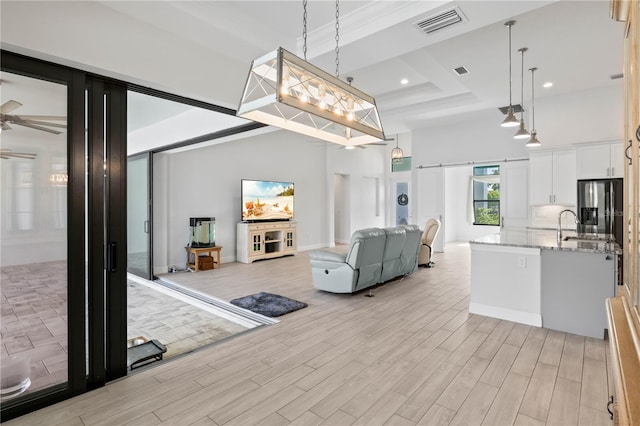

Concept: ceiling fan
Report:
left=0, top=148, right=37, bottom=160
left=1, top=99, right=67, bottom=135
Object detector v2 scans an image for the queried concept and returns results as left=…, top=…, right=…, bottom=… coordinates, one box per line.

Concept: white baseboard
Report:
left=469, top=302, right=542, bottom=327
left=298, top=243, right=329, bottom=252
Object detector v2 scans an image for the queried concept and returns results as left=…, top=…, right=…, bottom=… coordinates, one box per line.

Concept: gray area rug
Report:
left=230, top=292, right=307, bottom=317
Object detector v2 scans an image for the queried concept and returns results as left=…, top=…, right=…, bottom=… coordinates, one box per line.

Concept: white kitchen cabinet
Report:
left=576, top=142, right=624, bottom=179
left=501, top=161, right=529, bottom=228
left=529, top=148, right=576, bottom=206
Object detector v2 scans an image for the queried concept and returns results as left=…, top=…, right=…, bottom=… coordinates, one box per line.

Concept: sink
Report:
left=562, top=235, right=612, bottom=243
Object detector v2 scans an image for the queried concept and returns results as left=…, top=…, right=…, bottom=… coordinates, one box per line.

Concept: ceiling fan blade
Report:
left=17, top=115, right=67, bottom=121
left=0, top=100, right=23, bottom=114
left=6, top=153, right=37, bottom=159
left=15, top=118, right=67, bottom=129
left=12, top=121, right=62, bottom=135
left=0, top=149, right=37, bottom=159
left=1, top=122, right=12, bottom=131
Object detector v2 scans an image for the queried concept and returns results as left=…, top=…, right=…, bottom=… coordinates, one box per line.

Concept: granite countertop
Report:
left=470, top=228, right=621, bottom=254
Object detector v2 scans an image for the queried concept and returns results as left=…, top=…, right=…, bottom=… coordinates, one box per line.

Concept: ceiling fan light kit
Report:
left=500, top=20, right=520, bottom=128
left=237, top=0, right=385, bottom=148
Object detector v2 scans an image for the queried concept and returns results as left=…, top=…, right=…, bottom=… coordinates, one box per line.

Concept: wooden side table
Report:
left=186, top=246, right=222, bottom=272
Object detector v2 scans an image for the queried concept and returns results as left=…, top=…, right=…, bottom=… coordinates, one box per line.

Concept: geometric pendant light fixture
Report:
left=513, top=47, right=530, bottom=139
left=526, top=67, right=542, bottom=147
left=237, top=1, right=385, bottom=147
left=500, top=20, right=520, bottom=127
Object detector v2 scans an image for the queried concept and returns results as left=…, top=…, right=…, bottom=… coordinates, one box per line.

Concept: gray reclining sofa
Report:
left=309, top=225, right=422, bottom=293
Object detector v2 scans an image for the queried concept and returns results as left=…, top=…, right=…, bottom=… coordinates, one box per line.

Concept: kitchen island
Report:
left=469, top=228, right=620, bottom=339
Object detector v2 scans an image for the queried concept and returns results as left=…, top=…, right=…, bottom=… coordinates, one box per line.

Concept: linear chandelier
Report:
left=237, top=1, right=385, bottom=147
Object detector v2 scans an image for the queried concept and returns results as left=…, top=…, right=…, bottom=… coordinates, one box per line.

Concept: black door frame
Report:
left=1, top=49, right=264, bottom=421
left=1, top=51, right=128, bottom=420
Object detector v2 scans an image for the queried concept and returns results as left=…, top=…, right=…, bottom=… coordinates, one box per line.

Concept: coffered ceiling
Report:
left=98, top=0, right=624, bottom=134
left=0, top=1, right=625, bottom=144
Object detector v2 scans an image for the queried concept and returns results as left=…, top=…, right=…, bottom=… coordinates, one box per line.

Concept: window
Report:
left=473, top=165, right=500, bottom=226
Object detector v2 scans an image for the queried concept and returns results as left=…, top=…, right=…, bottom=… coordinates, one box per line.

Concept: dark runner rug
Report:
left=230, top=292, right=307, bottom=317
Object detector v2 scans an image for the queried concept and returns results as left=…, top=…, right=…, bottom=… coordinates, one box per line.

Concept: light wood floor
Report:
left=6, top=243, right=612, bottom=425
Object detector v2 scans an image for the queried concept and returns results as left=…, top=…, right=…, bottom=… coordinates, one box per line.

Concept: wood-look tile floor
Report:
left=6, top=243, right=612, bottom=425
left=1, top=264, right=247, bottom=396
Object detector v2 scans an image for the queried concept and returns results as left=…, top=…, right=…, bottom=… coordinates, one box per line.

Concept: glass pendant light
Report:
left=526, top=67, right=542, bottom=147
left=514, top=47, right=530, bottom=139
left=501, top=21, right=520, bottom=127
left=391, top=134, right=403, bottom=164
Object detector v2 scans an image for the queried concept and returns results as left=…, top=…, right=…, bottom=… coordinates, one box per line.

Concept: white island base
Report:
left=470, top=244, right=542, bottom=327
left=469, top=229, right=618, bottom=339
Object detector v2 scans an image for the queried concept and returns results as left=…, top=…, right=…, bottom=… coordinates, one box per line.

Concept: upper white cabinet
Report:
left=529, top=148, right=576, bottom=206
left=576, top=142, right=624, bottom=179
left=502, top=161, right=529, bottom=228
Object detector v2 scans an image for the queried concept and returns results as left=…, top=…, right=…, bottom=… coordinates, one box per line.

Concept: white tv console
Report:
left=236, top=221, right=297, bottom=263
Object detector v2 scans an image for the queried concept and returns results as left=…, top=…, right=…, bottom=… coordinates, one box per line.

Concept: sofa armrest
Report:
left=309, top=250, right=347, bottom=263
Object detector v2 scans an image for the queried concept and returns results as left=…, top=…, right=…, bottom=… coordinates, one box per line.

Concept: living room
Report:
left=2, top=0, right=639, bottom=424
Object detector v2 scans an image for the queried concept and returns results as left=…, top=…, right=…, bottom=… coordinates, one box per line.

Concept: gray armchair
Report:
left=310, top=228, right=387, bottom=293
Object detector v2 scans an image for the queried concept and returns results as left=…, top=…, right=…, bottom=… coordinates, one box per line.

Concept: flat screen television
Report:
left=242, top=179, right=294, bottom=222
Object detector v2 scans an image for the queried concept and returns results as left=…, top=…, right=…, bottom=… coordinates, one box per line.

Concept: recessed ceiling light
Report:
left=543, top=82, right=553, bottom=88
left=400, top=78, right=409, bottom=85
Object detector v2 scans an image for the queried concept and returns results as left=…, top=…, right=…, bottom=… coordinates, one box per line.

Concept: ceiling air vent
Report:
left=414, top=6, right=467, bottom=35
left=453, top=66, right=469, bottom=76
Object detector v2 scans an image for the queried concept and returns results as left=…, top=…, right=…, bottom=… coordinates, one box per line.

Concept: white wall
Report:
left=333, top=174, right=350, bottom=244
left=533, top=85, right=623, bottom=147
left=1, top=1, right=246, bottom=108
left=153, top=130, right=329, bottom=272
left=412, top=109, right=530, bottom=168
left=326, top=145, right=387, bottom=243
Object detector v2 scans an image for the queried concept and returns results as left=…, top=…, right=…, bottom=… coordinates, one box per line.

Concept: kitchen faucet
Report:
left=557, top=209, right=579, bottom=243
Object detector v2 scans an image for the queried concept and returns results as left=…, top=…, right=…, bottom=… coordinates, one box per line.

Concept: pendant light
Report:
left=500, top=20, right=519, bottom=127
left=526, top=67, right=542, bottom=147
left=513, top=47, right=530, bottom=139
left=391, top=134, right=403, bottom=164
left=237, top=0, right=385, bottom=147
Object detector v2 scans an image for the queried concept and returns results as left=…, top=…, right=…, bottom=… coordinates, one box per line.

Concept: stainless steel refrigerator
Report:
left=577, top=179, right=623, bottom=243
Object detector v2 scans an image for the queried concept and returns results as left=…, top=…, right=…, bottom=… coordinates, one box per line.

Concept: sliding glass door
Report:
left=1, top=52, right=128, bottom=420
left=127, top=152, right=152, bottom=280
left=0, top=70, right=71, bottom=399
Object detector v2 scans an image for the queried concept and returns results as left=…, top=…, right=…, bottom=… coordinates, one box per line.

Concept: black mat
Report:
left=230, top=292, right=307, bottom=317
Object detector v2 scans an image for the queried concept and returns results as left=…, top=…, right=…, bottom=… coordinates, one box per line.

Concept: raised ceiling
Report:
left=98, top=0, right=624, bottom=134
left=0, top=1, right=625, bottom=142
